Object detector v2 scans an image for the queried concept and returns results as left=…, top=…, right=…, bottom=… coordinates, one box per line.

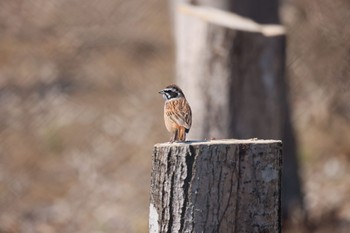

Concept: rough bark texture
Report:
left=172, top=0, right=303, bottom=219
left=149, top=139, right=282, bottom=233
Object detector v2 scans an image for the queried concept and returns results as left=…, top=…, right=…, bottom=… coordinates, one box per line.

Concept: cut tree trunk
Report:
left=149, top=139, right=282, bottom=233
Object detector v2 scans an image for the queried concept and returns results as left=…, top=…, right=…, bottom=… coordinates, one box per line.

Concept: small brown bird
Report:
left=159, top=84, right=192, bottom=142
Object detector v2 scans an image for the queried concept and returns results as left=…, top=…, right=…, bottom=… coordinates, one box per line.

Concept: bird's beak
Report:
left=158, top=90, right=165, bottom=94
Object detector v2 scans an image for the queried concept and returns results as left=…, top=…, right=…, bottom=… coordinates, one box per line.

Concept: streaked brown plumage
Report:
left=159, top=84, right=192, bottom=142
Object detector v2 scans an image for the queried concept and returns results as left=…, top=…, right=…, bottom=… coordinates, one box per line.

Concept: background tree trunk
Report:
left=150, top=140, right=282, bottom=233
left=172, top=0, right=304, bottom=220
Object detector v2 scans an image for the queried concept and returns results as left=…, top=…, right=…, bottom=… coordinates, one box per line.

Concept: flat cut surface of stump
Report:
left=150, top=139, right=282, bottom=233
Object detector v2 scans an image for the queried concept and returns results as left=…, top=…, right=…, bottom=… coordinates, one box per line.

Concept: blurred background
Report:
left=0, top=0, right=350, bottom=232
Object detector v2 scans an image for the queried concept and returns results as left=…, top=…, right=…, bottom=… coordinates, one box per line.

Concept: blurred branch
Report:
left=178, top=3, right=285, bottom=37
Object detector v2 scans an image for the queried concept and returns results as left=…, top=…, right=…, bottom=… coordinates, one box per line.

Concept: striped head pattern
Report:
left=158, top=84, right=185, bottom=101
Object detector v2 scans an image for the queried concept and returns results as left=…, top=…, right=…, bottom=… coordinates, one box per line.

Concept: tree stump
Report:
left=149, top=139, right=282, bottom=233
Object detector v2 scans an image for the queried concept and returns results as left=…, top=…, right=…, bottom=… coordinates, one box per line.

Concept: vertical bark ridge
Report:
left=150, top=140, right=282, bottom=233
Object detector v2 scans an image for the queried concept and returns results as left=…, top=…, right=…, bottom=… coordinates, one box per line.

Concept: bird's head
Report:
left=158, top=84, right=185, bottom=101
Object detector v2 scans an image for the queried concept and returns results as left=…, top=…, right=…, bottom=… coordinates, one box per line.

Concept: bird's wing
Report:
left=166, top=98, right=192, bottom=130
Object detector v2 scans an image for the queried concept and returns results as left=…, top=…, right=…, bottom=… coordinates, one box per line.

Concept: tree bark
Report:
left=172, top=0, right=303, bottom=219
left=149, top=139, right=282, bottom=233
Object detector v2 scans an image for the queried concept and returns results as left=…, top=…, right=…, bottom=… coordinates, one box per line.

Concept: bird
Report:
left=159, top=84, right=192, bottom=143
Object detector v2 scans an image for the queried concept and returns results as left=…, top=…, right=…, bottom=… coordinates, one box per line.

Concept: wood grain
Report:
left=149, top=139, right=282, bottom=233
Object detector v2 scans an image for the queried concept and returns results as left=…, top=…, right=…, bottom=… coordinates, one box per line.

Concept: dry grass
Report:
left=0, top=1, right=172, bottom=232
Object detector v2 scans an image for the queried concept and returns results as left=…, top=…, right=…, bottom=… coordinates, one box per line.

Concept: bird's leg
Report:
left=170, top=129, right=178, bottom=143
left=179, top=127, right=185, bottom=142
left=182, top=128, right=186, bottom=141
